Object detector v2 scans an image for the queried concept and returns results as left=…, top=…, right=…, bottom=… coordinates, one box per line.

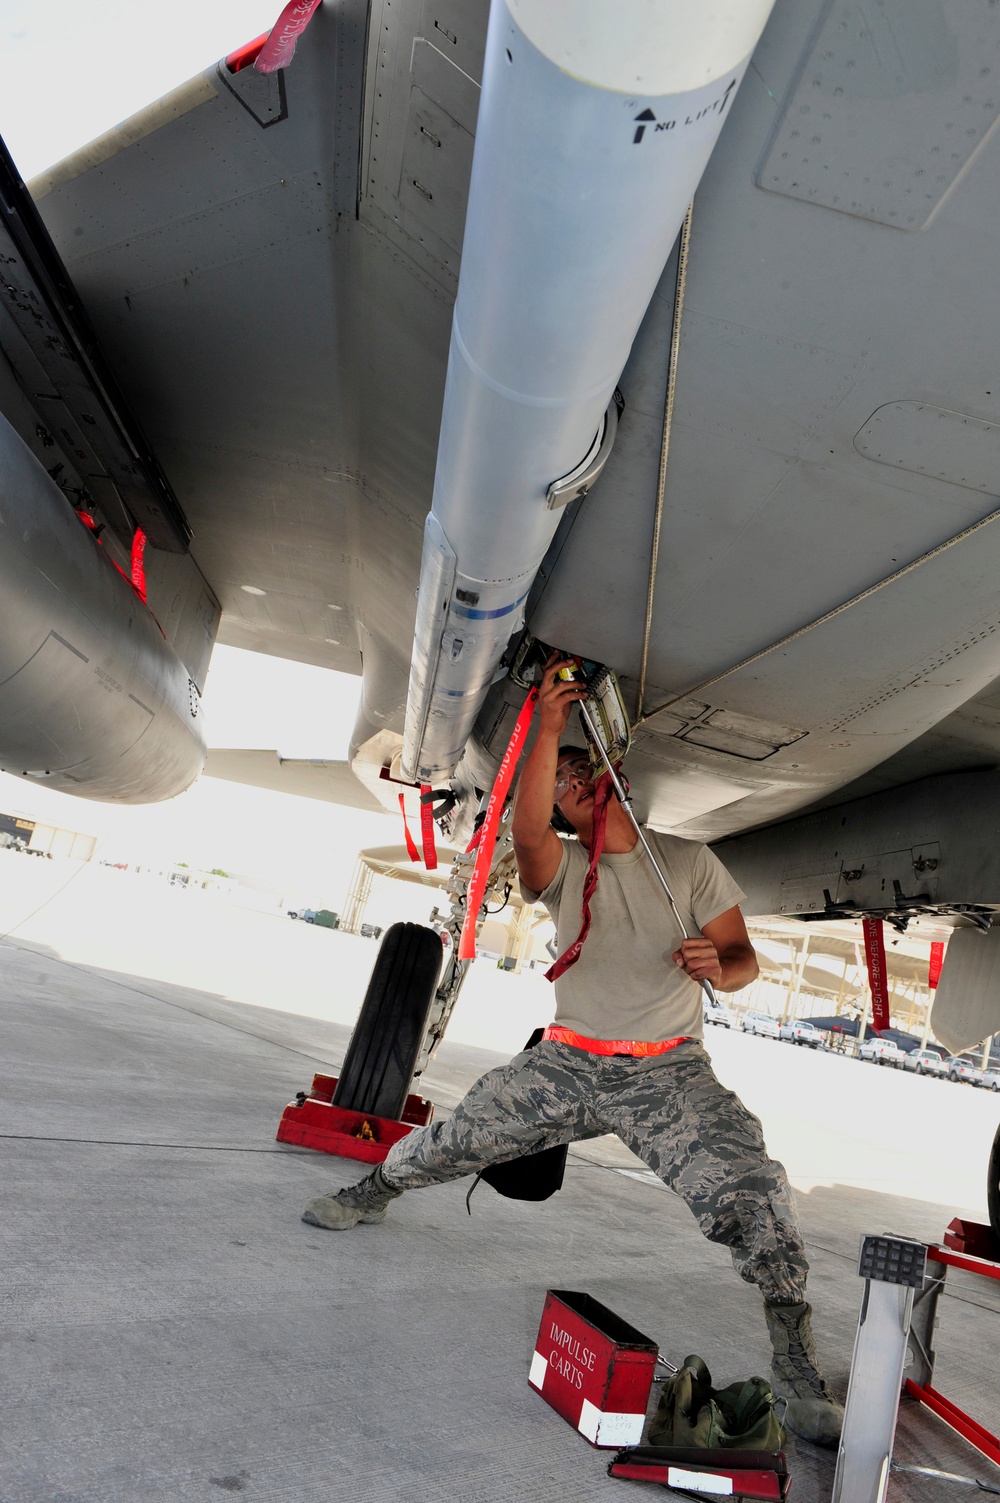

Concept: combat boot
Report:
left=764, top=1299, right=844, bottom=1448
left=302, top=1164, right=402, bottom=1229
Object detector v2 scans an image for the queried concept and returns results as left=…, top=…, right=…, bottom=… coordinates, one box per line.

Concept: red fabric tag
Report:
left=419, top=785, right=437, bottom=871
left=254, top=0, right=322, bottom=73
left=130, top=527, right=147, bottom=603
left=465, top=823, right=484, bottom=854
left=457, top=688, right=538, bottom=961
left=928, top=940, right=945, bottom=990
left=398, top=792, right=419, bottom=864
left=863, top=916, right=890, bottom=1032
left=545, top=771, right=616, bottom=983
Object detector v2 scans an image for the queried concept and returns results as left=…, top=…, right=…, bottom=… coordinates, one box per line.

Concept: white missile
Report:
left=401, top=0, right=776, bottom=784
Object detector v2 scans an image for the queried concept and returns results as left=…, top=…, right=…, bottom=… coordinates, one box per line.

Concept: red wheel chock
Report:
left=276, top=1073, right=434, bottom=1164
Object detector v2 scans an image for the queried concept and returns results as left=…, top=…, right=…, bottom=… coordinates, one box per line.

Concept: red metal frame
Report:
left=929, top=1243, right=1000, bottom=1283
left=904, top=1381, right=1000, bottom=1469
left=899, top=1238, right=1000, bottom=1471
left=943, top=1217, right=999, bottom=1260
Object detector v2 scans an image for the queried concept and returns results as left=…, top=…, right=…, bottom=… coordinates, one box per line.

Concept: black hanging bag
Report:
left=467, top=1029, right=568, bottom=1208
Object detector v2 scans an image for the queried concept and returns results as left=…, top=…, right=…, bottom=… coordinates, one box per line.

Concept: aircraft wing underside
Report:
left=9, top=0, right=1000, bottom=867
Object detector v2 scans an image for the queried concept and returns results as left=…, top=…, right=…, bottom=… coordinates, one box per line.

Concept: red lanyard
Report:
left=457, top=687, right=538, bottom=961
left=545, top=770, right=616, bottom=982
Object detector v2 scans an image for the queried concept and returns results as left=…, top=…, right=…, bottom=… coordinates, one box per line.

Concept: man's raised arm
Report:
left=512, top=658, right=586, bottom=894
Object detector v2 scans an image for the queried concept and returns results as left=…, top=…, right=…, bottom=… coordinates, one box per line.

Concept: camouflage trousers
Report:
left=383, top=1040, right=808, bottom=1303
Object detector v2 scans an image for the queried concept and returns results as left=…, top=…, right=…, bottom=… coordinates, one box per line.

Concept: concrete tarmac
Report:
left=1, top=877, right=999, bottom=1501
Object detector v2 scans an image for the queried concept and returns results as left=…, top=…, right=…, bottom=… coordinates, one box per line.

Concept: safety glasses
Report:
left=553, top=758, right=593, bottom=798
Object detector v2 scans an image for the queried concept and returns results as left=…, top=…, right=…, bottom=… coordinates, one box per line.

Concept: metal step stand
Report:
left=902, top=1237, right=1000, bottom=1473
left=831, top=1235, right=928, bottom=1503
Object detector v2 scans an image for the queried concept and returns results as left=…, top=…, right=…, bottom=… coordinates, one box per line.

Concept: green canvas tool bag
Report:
left=649, top=1355, right=786, bottom=1451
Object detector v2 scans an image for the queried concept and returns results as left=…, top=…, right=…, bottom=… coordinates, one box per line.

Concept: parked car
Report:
left=741, top=1010, right=780, bottom=1039
left=778, top=1020, right=825, bottom=1048
left=981, top=1068, right=1000, bottom=1092
left=945, top=1055, right=984, bottom=1085
left=287, top=908, right=339, bottom=928
left=857, top=1037, right=906, bottom=1066
left=703, top=998, right=733, bottom=1028
left=901, top=1049, right=948, bottom=1078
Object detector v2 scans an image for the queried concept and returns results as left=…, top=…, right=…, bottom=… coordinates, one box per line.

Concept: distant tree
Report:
left=210, top=868, right=229, bottom=878
left=176, top=862, right=189, bottom=868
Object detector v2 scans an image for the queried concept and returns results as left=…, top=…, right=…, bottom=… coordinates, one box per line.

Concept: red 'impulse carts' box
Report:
left=529, top=1290, right=658, bottom=1448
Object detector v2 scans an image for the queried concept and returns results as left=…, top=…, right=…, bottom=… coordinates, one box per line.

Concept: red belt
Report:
left=542, top=1026, right=690, bottom=1058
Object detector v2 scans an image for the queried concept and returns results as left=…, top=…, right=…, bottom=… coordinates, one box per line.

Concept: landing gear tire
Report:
left=332, top=922, right=443, bottom=1122
left=989, top=1121, right=1000, bottom=1246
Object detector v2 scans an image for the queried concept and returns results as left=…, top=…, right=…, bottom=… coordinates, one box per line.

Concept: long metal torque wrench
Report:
left=578, top=699, right=720, bottom=1007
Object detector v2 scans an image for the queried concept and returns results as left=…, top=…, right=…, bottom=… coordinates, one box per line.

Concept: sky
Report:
left=0, top=1, right=280, bottom=179
left=0, top=2, right=418, bottom=912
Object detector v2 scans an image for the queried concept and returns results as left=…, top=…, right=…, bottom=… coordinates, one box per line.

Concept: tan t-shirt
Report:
left=521, top=833, right=746, bottom=1044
